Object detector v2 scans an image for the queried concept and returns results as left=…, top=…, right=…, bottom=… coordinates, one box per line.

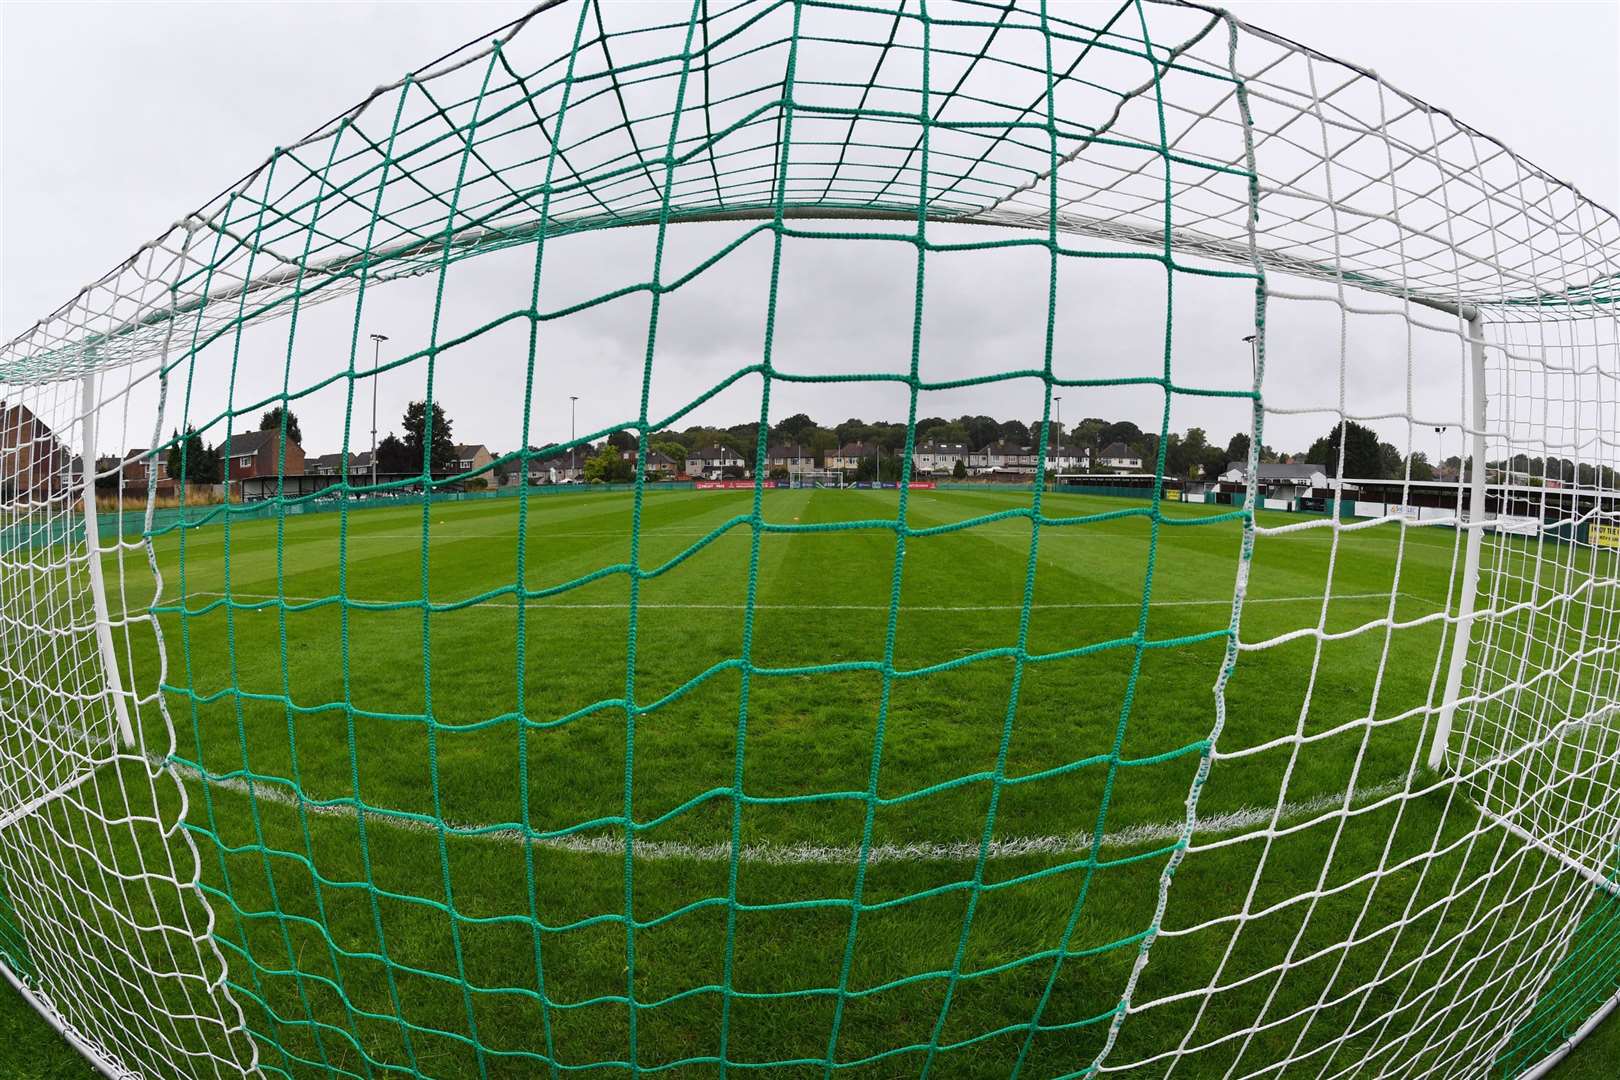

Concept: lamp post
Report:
left=1055, top=395, right=1063, bottom=471
left=1435, top=425, right=1446, bottom=480
left=368, top=333, right=388, bottom=488
left=1242, top=334, right=1258, bottom=386
left=569, top=395, right=579, bottom=481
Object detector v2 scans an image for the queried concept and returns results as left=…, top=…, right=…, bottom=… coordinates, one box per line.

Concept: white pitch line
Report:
left=179, top=590, right=1411, bottom=614
left=164, top=759, right=1405, bottom=865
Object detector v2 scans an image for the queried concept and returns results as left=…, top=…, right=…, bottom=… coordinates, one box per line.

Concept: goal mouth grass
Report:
left=2, top=2, right=1619, bottom=1079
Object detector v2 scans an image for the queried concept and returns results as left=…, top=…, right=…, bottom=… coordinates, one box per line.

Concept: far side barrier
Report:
left=90, top=481, right=696, bottom=541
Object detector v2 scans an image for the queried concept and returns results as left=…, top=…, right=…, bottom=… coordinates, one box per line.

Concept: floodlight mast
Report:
left=369, top=333, right=388, bottom=489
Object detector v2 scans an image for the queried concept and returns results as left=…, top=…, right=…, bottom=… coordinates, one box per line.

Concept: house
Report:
left=307, top=452, right=359, bottom=476
left=450, top=443, right=494, bottom=475
left=1220, top=461, right=1328, bottom=498
left=614, top=448, right=680, bottom=478
left=969, top=441, right=1035, bottom=473
left=1045, top=442, right=1090, bottom=473
left=688, top=444, right=748, bottom=478
left=121, top=448, right=157, bottom=488
left=641, top=450, right=679, bottom=478
left=911, top=441, right=970, bottom=475
left=1097, top=442, right=1143, bottom=471
left=219, top=429, right=306, bottom=480
left=765, top=444, right=814, bottom=475
left=0, top=402, right=71, bottom=500
left=525, top=445, right=581, bottom=483
left=825, top=443, right=878, bottom=472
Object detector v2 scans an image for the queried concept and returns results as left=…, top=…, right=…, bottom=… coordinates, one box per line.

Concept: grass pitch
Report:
left=11, top=485, right=1617, bottom=1078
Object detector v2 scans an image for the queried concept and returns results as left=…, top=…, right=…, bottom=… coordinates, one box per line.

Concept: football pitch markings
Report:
left=189, top=589, right=1421, bottom=613
left=162, top=755, right=1408, bottom=865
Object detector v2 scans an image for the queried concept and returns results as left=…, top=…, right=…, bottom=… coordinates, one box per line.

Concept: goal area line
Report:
left=186, top=589, right=1421, bottom=615
left=162, top=760, right=1406, bottom=865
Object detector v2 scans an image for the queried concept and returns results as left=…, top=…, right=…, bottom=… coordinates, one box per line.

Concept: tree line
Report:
left=159, top=405, right=1610, bottom=488
left=617, top=413, right=1450, bottom=482
left=161, top=402, right=460, bottom=482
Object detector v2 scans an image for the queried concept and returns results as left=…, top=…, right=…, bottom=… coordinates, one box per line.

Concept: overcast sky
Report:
left=3, top=1, right=1617, bottom=463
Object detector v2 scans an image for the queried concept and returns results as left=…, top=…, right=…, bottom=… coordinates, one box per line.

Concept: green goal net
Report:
left=1, top=1, right=1618, bottom=1078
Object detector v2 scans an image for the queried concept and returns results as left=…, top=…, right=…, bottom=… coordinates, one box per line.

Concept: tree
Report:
left=606, top=430, right=637, bottom=452
left=167, top=426, right=220, bottom=484
left=872, top=424, right=906, bottom=452
left=1304, top=420, right=1383, bottom=479
left=772, top=413, right=818, bottom=445
left=584, top=443, right=634, bottom=483
left=651, top=440, right=687, bottom=472
left=1099, top=420, right=1144, bottom=450
left=769, top=466, right=790, bottom=481
left=960, top=415, right=1001, bottom=450
left=952, top=459, right=967, bottom=480
left=259, top=407, right=302, bottom=446
left=493, top=458, right=510, bottom=485
left=1028, top=420, right=1062, bottom=448
left=918, top=420, right=969, bottom=445
left=805, top=427, right=839, bottom=458
left=1225, top=432, right=1251, bottom=465
left=1407, top=451, right=1436, bottom=482
left=1377, top=442, right=1404, bottom=481
left=999, top=419, right=1032, bottom=446
left=1072, top=418, right=1108, bottom=451
left=1162, top=432, right=1187, bottom=477
left=402, top=401, right=456, bottom=474
left=376, top=433, right=413, bottom=473
left=853, top=450, right=901, bottom=483
left=724, top=423, right=760, bottom=462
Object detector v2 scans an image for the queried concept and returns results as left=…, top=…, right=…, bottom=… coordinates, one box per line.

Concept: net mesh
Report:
left=1, top=1, right=1618, bottom=1077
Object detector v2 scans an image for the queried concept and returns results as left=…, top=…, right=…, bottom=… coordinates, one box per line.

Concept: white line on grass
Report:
left=183, top=590, right=1415, bottom=614
left=160, top=758, right=1405, bottom=865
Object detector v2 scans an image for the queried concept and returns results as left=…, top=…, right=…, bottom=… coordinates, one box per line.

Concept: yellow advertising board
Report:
left=1594, top=523, right=1620, bottom=549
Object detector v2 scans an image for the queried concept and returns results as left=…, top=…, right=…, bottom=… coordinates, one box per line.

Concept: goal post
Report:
left=1430, top=308, right=1491, bottom=772
left=77, top=369, right=134, bottom=750
left=2, top=2, right=1618, bottom=1079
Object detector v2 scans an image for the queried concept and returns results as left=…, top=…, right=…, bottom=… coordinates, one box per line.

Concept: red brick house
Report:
left=0, top=401, right=71, bottom=501
left=219, top=429, right=305, bottom=480
left=120, top=448, right=157, bottom=489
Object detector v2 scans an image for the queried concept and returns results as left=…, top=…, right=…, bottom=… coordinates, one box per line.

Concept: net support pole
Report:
left=78, top=372, right=134, bottom=749
left=0, top=961, right=138, bottom=1080
left=1430, top=311, right=1489, bottom=770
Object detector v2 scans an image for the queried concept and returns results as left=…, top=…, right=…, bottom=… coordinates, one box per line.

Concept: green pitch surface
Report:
left=58, top=487, right=1612, bottom=1076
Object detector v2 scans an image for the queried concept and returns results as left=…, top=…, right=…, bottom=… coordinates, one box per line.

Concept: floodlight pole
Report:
left=570, top=396, right=579, bottom=480
left=1055, top=396, right=1063, bottom=469
left=1431, top=311, right=1489, bottom=770
left=369, top=333, right=388, bottom=488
